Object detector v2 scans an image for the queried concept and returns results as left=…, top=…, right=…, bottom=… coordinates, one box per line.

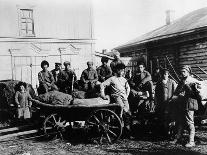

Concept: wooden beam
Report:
left=165, top=56, right=180, bottom=81
left=0, top=129, right=38, bottom=140
left=0, top=124, right=35, bottom=134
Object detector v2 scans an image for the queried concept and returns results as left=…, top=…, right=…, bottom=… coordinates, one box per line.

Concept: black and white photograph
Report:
left=0, top=0, right=207, bottom=154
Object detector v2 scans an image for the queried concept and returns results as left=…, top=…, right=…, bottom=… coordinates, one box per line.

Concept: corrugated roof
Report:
left=116, top=7, right=207, bottom=49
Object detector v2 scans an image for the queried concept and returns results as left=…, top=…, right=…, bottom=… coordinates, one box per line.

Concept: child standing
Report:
left=15, top=82, right=32, bottom=121
left=155, top=69, right=177, bottom=136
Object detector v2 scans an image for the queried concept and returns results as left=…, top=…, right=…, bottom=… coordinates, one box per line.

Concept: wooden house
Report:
left=0, top=0, right=95, bottom=88
left=115, top=7, right=207, bottom=81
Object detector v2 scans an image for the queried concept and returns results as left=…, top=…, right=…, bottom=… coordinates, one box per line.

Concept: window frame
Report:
left=18, top=7, right=35, bottom=37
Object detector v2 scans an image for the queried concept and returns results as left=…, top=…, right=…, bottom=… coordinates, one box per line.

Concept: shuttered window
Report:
left=19, top=9, right=35, bottom=37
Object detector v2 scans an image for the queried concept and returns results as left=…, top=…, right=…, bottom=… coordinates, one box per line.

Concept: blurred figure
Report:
left=38, top=60, right=58, bottom=94
left=125, top=70, right=132, bottom=80
left=97, top=57, right=112, bottom=82
left=81, top=61, right=98, bottom=91
left=110, top=50, right=124, bottom=75
left=58, top=61, right=77, bottom=94
left=152, top=67, right=162, bottom=83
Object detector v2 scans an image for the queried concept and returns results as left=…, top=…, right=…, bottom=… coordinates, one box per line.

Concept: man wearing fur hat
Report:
left=38, top=60, right=58, bottom=94
left=171, top=65, right=199, bottom=147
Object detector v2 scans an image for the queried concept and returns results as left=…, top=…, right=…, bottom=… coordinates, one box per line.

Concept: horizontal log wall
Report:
left=179, top=39, right=207, bottom=80
left=148, top=46, right=179, bottom=81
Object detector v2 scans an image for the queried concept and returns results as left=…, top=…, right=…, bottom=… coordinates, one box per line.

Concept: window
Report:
left=19, top=9, right=35, bottom=37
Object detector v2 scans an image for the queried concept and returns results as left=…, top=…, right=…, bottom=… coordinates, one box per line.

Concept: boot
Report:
left=170, top=125, right=183, bottom=144
left=185, top=128, right=195, bottom=148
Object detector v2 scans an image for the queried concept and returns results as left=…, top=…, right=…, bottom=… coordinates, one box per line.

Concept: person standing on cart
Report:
left=100, top=63, right=131, bottom=136
left=38, top=60, right=58, bottom=94
left=171, top=65, right=199, bottom=148
left=58, top=61, right=77, bottom=94
left=155, top=69, right=177, bottom=136
left=80, top=61, right=98, bottom=91
left=128, top=62, right=154, bottom=113
left=51, top=62, right=62, bottom=87
left=110, top=50, right=124, bottom=75
left=97, top=57, right=112, bottom=82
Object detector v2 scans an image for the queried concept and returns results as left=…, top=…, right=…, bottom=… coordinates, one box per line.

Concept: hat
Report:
left=113, top=50, right=120, bottom=56
left=181, top=65, right=191, bottom=73
left=87, top=61, right=93, bottom=65
left=41, top=60, right=49, bottom=68
left=161, top=68, right=169, bottom=75
left=55, top=62, right=61, bottom=66
left=63, top=61, right=70, bottom=66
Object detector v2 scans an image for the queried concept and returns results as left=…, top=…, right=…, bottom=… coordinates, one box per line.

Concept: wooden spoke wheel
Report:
left=85, top=109, right=122, bottom=144
left=43, top=113, right=67, bottom=140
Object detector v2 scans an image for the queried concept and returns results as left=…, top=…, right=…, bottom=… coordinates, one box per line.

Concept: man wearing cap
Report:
left=80, top=61, right=98, bottom=91
left=38, top=60, right=58, bottom=94
left=110, top=50, right=124, bottom=75
left=58, top=61, right=77, bottom=94
left=97, top=57, right=112, bottom=82
left=51, top=62, right=62, bottom=83
left=171, top=65, right=199, bottom=148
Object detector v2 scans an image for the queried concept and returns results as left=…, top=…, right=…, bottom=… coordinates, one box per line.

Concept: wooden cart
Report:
left=31, top=99, right=123, bottom=144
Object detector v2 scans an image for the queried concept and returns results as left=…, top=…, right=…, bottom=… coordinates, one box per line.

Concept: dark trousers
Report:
left=141, top=81, right=153, bottom=99
left=83, top=81, right=96, bottom=91
left=38, top=83, right=58, bottom=94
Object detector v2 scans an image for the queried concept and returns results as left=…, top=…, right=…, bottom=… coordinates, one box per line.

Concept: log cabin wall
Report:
left=178, top=38, right=207, bottom=80
left=146, top=36, right=207, bottom=81
left=147, top=44, right=179, bottom=81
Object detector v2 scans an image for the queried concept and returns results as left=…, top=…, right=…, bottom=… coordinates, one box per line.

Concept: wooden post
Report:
left=150, top=60, right=152, bottom=74
left=9, top=49, right=14, bottom=81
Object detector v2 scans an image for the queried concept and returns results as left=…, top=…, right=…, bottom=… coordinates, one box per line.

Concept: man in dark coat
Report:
left=80, top=61, right=98, bottom=91
left=97, top=57, right=112, bottom=82
left=129, top=62, right=153, bottom=100
left=128, top=62, right=154, bottom=113
left=58, top=61, right=77, bottom=94
left=51, top=62, right=62, bottom=84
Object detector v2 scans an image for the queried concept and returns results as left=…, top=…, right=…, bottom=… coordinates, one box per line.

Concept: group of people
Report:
left=14, top=50, right=200, bottom=148
left=100, top=55, right=199, bottom=148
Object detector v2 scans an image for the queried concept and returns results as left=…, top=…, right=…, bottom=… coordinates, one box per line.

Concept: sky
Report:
left=92, top=0, right=207, bottom=52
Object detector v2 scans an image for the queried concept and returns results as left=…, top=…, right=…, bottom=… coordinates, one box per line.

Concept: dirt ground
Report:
left=0, top=126, right=207, bottom=155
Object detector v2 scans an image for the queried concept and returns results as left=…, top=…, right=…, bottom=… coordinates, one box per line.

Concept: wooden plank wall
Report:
left=179, top=39, right=207, bottom=80
left=148, top=46, right=179, bottom=81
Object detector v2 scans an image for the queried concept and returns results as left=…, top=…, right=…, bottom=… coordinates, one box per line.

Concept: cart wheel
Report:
left=43, top=113, right=67, bottom=140
left=85, top=109, right=122, bottom=144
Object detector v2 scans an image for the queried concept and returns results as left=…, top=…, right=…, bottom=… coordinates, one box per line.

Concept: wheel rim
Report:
left=86, top=109, right=122, bottom=144
left=43, top=114, right=67, bottom=139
